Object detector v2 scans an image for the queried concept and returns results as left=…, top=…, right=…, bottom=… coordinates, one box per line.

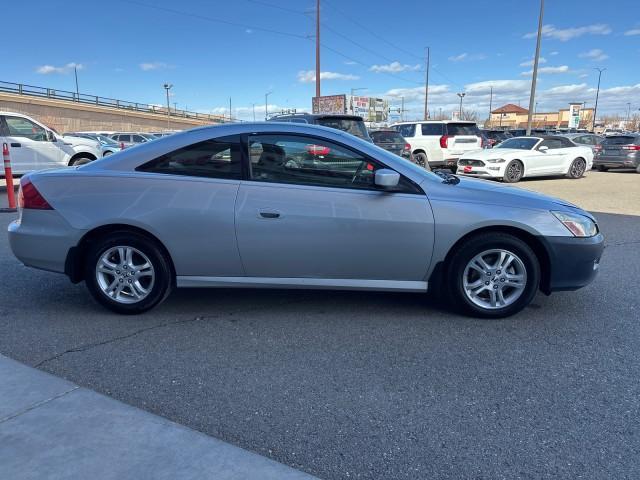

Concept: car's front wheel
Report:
left=446, top=233, right=540, bottom=318
left=502, top=160, right=524, bottom=183
left=84, top=232, right=173, bottom=314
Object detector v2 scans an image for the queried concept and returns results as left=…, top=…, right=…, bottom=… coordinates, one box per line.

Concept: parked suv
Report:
left=0, top=112, right=101, bottom=175
left=269, top=113, right=372, bottom=142
left=369, top=129, right=415, bottom=163
left=391, top=121, right=482, bottom=169
left=594, top=134, right=640, bottom=173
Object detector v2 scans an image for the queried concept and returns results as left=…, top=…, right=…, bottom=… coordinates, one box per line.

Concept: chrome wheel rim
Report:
left=506, top=162, right=522, bottom=181
left=463, top=249, right=527, bottom=310
left=571, top=159, right=585, bottom=177
left=95, top=246, right=155, bottom=304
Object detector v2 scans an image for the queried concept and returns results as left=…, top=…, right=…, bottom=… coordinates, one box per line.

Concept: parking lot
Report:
left=0, top=171, right=638, bottom=479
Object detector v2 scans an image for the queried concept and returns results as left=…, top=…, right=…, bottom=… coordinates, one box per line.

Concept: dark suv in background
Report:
left=594, top=134, right=640, bottom=173
left=269, top=113, right=372, bottom=142
left=369, top=129, right=417, bottom=163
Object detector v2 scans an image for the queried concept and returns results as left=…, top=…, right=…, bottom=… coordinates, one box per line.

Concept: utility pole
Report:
left=526, top=0, right=544, bottom=136
left=163, top=83, right=173, bottom=129
left=315, top=0, right=321, bottom=98
left=74, top=65, right=80, bottom=101
left=401, top=97, right=405, bottom=122
left=488, top=85, right=493, bottom=127
left=593, top=68, right=605, bottom=132
left=229, top=97, right=232, bottom=122
left=265, top=91, right=272, bottom=120
left=252, top=103, right=256, bottom=122
left=457, top=92, right=465, bottom=118
left=424, top=46, right=430, bottom=120
left=626, top=102, right=631, bottom=124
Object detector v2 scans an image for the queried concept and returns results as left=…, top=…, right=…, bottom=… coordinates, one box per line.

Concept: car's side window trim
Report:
left=239, top=132, right=423, bottom=195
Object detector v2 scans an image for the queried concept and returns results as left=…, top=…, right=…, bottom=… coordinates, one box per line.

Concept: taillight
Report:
left=19, top=179, right=52, bottom=210
left=622, top=145, right=640, bottom=150
left=404, top=143, right=411, bottom=151
left=439, top=135, right=451, bottom=149
left=594, top=145, right=602, bottom=152
left=306, top=144, right=331, bottom=155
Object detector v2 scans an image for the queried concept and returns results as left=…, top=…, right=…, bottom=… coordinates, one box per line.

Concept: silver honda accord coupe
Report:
left=8, top=122, right=604, bottom=318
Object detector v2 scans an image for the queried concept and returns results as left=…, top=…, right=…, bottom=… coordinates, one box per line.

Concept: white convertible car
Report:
left=457, top=136, right=593, bottom=183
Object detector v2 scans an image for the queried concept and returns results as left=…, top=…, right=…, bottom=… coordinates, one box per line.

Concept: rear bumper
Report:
left=594, top=154, right=639, bottom=168
left=539, top=233, right=604, bottom=293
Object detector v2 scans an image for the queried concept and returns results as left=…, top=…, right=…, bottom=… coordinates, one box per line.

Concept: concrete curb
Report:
left=0, top=354, right=318, bottom=480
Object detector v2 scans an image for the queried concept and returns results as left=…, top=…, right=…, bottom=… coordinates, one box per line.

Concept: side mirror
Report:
left=538, top=145, right=548, bottom=152
left=46, top=130, right=57, bottom=142
left=374, top=168, right=400, bottom=188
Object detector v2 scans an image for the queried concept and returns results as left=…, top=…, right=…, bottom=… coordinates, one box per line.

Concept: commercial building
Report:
left=488, top=103, right=594, bottom=130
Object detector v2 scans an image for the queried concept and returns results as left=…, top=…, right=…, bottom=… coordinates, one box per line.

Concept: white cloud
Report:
left=380, top=84, right=449, bottom=102
left=245, top=29, right=253, bottom=34
left=465, top=80, right=530, bottom=96
left=370, top=61, right=421, bottom=73
left=521, top=65, right=570, bottom=76
left=624, top=28, right=640, bottom=36
left=550, top=51, right=559, bottom=56
left=448, top=53, right=486, bottom=62
left=297, top=70, right=359, bottom=83
left=519, top=57, right=547, bottom=67
left=139, top=62, right=170, bottom=71
left=36, top=62, right=84, bottom=74
left=523, top=24, right=611, bottom=42
left=579, top=49, right=608, bottom=61
left=343, top=60, right=357, bottom=65
left=579, top=73, right=589, bottom=78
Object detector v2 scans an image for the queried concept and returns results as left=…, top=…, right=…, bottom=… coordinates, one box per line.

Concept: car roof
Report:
left=392, top=120, right=476, bottom=125
left=270, top=113, right=364, bottom=121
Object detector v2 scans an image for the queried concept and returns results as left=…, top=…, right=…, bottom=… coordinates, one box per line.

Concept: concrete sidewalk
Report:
left=0, top=354, right=317, bottom=480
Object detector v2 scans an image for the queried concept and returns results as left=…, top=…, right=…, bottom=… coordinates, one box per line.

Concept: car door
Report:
left=235, top=133, right=434, bottom=282
left=1, top=115, right=60, bottom=173
left=532, top=138, right=566, bottom=174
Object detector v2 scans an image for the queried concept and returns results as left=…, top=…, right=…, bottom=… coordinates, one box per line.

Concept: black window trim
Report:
left=240, top=132, right=423, bottom=195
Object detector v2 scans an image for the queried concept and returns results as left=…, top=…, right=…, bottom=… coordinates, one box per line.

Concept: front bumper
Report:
left=539, top=233, right=604, bottom=293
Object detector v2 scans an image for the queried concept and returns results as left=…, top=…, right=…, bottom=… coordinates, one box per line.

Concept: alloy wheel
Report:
left=570, top=159, right=586, bottom=178
left=95, top=246, right=155, bottom=304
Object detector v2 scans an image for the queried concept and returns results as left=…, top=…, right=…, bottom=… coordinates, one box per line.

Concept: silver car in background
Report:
left=8, top=123, right=604, bottom=318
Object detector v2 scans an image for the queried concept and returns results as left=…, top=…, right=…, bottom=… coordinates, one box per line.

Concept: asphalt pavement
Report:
left=1, top=176, right=639, bottom=479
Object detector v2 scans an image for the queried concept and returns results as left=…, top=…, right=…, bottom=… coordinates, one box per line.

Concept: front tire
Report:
left=84, top=232, right=173, bottom=314
left=446, top=233, right=540, bottom=318
left=566, top=158, right=586, bottom=179
left=502, top=160, right=523, bottom=183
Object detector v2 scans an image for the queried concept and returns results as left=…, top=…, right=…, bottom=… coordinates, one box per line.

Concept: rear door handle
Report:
left=259, top=210, right=280, bottom=219
left=10, top=143, right=21, bottom=148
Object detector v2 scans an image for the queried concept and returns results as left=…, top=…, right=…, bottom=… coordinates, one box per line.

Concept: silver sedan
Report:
left=8, top=122, right=604, bottom=318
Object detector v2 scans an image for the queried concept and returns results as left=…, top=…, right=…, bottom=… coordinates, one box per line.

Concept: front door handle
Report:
left=10, top=143, right=21, bottom=148
left=259, top=210, right=280, bottom=219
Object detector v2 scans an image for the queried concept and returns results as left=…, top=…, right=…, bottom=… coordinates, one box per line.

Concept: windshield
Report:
left=497, top=137, right=539, bottom=150
left=371, top=131, right=404, bottom=143
left=316, top=117, right=370, bottom=140
left=95, top=135, right=119, bottom=145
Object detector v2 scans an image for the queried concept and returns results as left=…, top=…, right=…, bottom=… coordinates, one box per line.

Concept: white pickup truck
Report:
left=0, top=111, right=101, bottom=175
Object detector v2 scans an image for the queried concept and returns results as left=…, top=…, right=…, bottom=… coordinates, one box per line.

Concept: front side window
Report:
left=5, top=116, right=47, bottom=141
left=132, top=135, right=146, bottom=143
left=395, top=124, right=415, bottom=138
left=248, top=134, right=418, bottom=192
left=539, top=138, right=564, bottom=150
left=137, top=136, right=241, bottom=180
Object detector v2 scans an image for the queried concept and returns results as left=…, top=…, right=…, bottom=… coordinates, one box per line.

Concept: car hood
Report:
left=425, top=175, right=593, bottom=218
left=461, top=148, right=530, bottom=159
left=62, top=135, right=101, bottom=149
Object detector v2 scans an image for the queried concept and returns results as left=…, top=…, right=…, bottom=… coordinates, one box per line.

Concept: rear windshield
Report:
left=497, top=137, right=539, bottom=150
left=446, top=123, right=480, bottom=136
left=370, top=131, right=404, bottom=143
left=315, top=117, right=369, bottom=139
left=395, top=124, right=416, bottom=138
left=602, top=136, right=638, bottom=145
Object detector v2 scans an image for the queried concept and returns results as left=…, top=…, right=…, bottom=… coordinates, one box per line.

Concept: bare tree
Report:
left=461, top=110, right=478, bottom=122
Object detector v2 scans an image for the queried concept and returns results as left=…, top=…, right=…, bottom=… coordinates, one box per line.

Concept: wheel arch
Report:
left=65, top=223, right=176, bottom=284
left=429, top=225, right=552, bottom=295
left=68, top=152, right=98, bottom=165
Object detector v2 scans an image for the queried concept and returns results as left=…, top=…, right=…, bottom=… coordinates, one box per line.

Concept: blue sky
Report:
left=5, top=0, right=640, bottom=120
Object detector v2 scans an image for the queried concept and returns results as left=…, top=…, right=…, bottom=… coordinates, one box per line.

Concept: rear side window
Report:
left=602, top=136, right=637, bottom=145
left=445, top=123, right=480, bottom=136
left=137, top=135, right=241, bottom=180
left=421, top=123, right=444, bottom=135
left=371, top=131, right=404, bottom=143
left=315, top=117, right=369, bottom=139
left=395, top=124, right=415, bottom=138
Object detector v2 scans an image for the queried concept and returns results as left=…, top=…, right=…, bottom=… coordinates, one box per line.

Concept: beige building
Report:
left=488, top=104, right=594, bottom=130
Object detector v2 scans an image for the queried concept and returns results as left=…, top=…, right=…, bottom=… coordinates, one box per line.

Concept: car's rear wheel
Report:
left=446, top=233, right=540, bottom=318
left=566, top=158, right=586, bottom=179
left=596, top=165, right=608, bottom=172
left=502, top=160, right=523, bottom=183
left=84, top=232, right=172, bottom=314
left=413, top=152, right=428, bottom=168
left=69, top=156, right=93, bottom=166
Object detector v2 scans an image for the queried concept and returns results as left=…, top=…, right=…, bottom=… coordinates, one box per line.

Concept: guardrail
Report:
left=0, top=80, right=229, bottom=124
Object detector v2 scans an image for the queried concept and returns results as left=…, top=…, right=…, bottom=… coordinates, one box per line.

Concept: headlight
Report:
left=551, top=211, right=598, bottom=237
left=486, top=158, right=507, bottom=163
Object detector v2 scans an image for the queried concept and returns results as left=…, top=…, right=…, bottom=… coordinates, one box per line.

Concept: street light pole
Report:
left=488, top=85, right=493, bottom=127
left=74, top=65, right=80, bottom=101
left=626, top=102, right=631, bottom=124
left=526, top=0, right=544, bottom=136
left=592, top=67, right=606, bottom=132
left=457, top=92, right=465, bottom=118
left=252, top=104, right=256, bottom=122
left=424, top=46, right=430, bottom=120
left=163, top=83, right=173, bottom=129
left=265, top=91, right=272, bottom=121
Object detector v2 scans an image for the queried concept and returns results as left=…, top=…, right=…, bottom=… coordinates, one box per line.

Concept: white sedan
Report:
left=457, top=136, right=593, bottom=183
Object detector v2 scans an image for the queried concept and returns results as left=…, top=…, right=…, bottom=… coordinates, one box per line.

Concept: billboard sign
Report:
left=346, top=95, right=389, bottom=122
left=568, top=103, right=581, bottom=129
left=312, top=95, right=346, bottom=114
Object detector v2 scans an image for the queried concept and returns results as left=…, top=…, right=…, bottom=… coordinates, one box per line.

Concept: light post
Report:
left=457, top=92, right=466, bottom=118
left=626, top=103, right=631, bottom=125
left=525, top=0, right=544, bottom=136
left=592, top=67, right=605, bottom=132
left=74, top=65, right=80, bottom=101
left=163, top=83, right=173, bottom=129
left=252, top=104, right=256, bottom=122
left=265, top=91, right=272, bottom=120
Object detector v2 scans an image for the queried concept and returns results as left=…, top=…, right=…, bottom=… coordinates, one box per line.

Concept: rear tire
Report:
left=445, top=233, right=540, bottom=318
left=413, top=152, right=428, bottom=169
left=596, top=165, right=608, bottom=172
left=566, top=158, right=586, bottom=179
left=84, top=232, right=173, bottom=314
left=502, top=160, right=524, bottom=183
left=69, top=156, right=93, bottom=166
